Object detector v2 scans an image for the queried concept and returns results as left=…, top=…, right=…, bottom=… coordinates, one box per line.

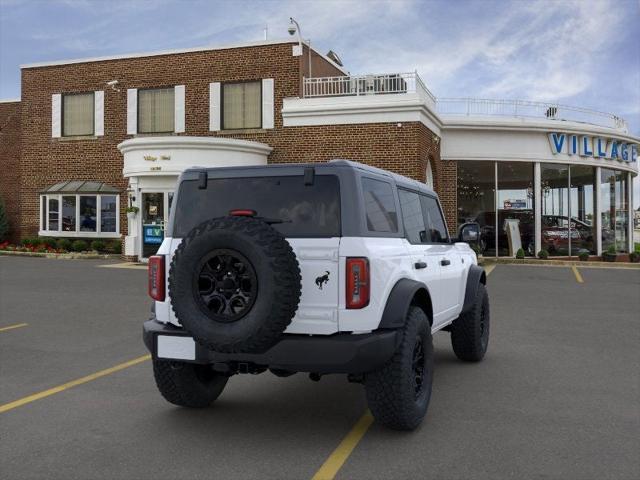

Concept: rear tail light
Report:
left=229, top=209, right=257, bottom=217
left=346, top=257, right=369, bottom=309
left=148, top=255, right=165, bottom=301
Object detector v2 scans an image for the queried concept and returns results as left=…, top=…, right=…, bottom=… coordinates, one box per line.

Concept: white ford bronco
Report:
left=144, top=160, right=489, bottom=430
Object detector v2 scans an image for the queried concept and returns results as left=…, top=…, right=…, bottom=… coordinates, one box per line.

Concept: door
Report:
left=142, top=192, right=166, bottom=258
left=397, top=189, right=442, bottom=322
left=420, top=194, right=463, bottom=325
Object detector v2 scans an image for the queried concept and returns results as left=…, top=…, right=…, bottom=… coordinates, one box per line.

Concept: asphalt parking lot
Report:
left=1, top=257, right=639, bottom=480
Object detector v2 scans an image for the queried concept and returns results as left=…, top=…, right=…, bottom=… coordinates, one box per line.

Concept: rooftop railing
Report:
left=436, top=98, right=628, bottom=131
left=303, top=72, right=436, bottom=103
left=301, top=74, right=627, bottom=131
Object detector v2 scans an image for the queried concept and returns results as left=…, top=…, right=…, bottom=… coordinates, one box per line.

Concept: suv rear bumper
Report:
left=143, top=318, right=398, bottom=374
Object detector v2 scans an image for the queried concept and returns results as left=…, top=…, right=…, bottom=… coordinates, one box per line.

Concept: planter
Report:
left=603, top=253, right=618, bottom=262
left=630, top=253, right=640, bottom=263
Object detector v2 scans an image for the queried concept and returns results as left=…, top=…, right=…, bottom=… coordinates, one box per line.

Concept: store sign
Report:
left=548, top=133, right=638, bottom=163
left=504, top=199, right=527, bottom=210
left=143, top=225, right=164, bottom=244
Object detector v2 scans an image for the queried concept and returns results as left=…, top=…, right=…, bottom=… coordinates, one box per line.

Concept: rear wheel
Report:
left=364, top=307, right=433, bottom=430
left=153, top=360, right=228, bottom=408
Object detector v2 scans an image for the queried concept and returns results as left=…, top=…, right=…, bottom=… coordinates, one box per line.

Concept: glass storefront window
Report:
left=569, top=166, right=596, bottom=255
left=601, top=169, right=629, bottom=253
left=457, top=161, right=496, bottom=256
left=541, top=164, right=569, bottom=256
left=497, top=163, right=534, bottom=256
left=62, top=196, right=76, bottom=232
left=79, top=196, right=97, bottom=232
left=100, top=195, right=117, bottom=233
left=48, top=197, right=59, bottom=231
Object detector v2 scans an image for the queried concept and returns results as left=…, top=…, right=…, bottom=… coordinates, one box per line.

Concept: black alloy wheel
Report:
left=194, top=249, right=257, bottom=323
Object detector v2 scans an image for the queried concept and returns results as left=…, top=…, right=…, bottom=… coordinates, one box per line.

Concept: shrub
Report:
left=0, top=197, right=9, bottom=242
left=57, top=238, right=72, bottom=251
left=71, top=240, right=88, bottom=252
left=515, top=248, right=525, bottom=259
left=90, top=240, right=106, bottom=252
left=537, top=249, right=549, bottom=260
left=578, top=251, right=589, bottom=261
left=630, top=251, right=640, bottom=263
left=107, top=240, right=122, bottom=254
left=606, top=244, right=617, bottom=255
left=38, top=237, right=57, bottom=249
left=21, top=237, right=38, bottom=247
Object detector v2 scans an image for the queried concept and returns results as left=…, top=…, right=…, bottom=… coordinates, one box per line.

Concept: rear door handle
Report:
left=414, top=261, right=427, bottom=269
left=440, top=259, right=451, bottom=266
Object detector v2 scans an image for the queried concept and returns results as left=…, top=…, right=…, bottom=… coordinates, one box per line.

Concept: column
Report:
left=595, top=166, right=602, bottom=256
left=534, top=162, right=541, bottom=256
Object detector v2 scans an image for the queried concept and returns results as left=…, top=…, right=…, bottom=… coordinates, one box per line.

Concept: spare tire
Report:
left=169, top=216, right=301, bottom=353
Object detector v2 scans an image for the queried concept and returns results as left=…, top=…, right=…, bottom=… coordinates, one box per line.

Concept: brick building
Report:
left=0, top=38, right=638, bottom=259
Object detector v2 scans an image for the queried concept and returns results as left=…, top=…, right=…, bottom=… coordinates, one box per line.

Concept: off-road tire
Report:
left=153, top=360, right=228, bottom=408
left=169, top=216, right=301, bottom=353
left=451, top=283, right=490, bottom=362
left=364, top=307, right=434, bottom=431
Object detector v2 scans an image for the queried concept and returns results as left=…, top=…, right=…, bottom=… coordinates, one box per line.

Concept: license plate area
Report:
left=156, top=335, right=196, bottom=360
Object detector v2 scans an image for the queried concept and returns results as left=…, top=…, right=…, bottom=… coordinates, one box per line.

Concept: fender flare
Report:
left=378, top=278, right=432, bottom=329
left=461, top=265, right=486, bottom=315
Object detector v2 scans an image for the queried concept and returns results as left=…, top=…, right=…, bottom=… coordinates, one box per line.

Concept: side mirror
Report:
left=458, top=222, right=480, bottom=243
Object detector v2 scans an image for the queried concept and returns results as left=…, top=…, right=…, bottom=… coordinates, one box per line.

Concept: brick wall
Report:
left=14, top=41, right=444, bottom=243
left=0, top=101, right=21, bottom=242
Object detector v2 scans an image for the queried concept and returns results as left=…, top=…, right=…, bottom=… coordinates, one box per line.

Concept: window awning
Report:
left=41, top=181, right=120, bottom=194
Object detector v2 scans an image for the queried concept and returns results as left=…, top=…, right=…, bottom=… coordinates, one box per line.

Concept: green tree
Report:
left=0, top=197, right=9, bottom=242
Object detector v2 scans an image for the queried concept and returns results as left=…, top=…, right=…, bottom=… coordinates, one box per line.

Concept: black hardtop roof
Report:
left=183, top=159, right=436, bottom=196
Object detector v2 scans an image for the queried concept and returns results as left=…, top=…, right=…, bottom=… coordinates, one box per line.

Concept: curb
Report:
left=0, top=250, right=122, bottom=260
left=481, top=257, right=640, bottom=269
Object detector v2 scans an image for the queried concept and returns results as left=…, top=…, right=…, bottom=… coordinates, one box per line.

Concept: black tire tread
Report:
left=450, top=283, right=490, bottom=362
left=365, top=307, right=433, bottom=430
left=153, top=360, right=228, bottom=408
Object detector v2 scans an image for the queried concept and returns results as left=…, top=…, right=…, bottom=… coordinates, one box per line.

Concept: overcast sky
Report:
left=1, top=0, right=639, bottom=205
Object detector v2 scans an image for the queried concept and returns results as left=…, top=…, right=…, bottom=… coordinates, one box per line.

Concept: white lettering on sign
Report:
left=548, top=133, right=638, bottom=163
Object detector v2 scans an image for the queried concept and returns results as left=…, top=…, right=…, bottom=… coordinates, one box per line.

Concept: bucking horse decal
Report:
left=315, top=271, right=330, bottom=290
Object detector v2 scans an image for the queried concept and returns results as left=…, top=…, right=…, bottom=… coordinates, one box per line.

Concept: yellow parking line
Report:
left=0, top=354, right=151, bottom=414
left=98, top=262, right=147, bottom=270
left=571, top=265, right=584, bottom=283
left=484, top=264, right=496, bottom=276
left=0, top=323, right=28, bottom=333
left=311, top=411, right=374, bottom=480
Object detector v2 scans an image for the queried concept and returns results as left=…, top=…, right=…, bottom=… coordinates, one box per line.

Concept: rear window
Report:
left=173, top=175, right=341, bottom=238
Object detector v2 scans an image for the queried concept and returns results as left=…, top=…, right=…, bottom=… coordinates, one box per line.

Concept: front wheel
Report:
left=364, top=307, right=434, bottom=430
left=450, top=283, right=490, bottom=362
left=153, top=360, right=228, bottom=408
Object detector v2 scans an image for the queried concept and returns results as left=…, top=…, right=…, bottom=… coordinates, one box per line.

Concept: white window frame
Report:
left=39, top=193, right=120, bottom=238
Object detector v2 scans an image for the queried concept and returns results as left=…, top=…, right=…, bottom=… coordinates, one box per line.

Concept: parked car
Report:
left=144, top=160, right=490, bottom=430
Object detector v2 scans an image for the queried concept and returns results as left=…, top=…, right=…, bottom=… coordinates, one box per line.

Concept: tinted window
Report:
left=174, top=175, right=340, bottom=238
left=420, top=195, right=449, bottom=243
left=362, top=178, right=398, bottom=233
left=399, top=189, right=427, bottom=244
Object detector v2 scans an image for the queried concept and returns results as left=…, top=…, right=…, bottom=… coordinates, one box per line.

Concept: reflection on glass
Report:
left=497, top=163, right=534, bottom=256
left=457, top=161, right=496, bottom=256
left=101, top=195, right=117, bottom=233
left=541, top=164, right=569, bottom=256
left=569, top=166, right=595, bottom=254
left=601, top=169, right=628, bottom=253
left=80, top=196, right=97, bottom=232
left=62, top=196, right=76, bottom=232
left=48, top=197, right=59, bottom=231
